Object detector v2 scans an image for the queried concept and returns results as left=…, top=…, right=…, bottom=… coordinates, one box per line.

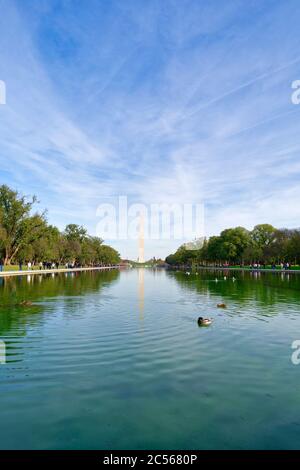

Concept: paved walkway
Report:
left=0, top=266, right=119, bottom=278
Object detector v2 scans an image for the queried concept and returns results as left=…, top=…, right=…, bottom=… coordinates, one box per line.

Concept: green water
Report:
left=0, top=268, right=300, bottom=450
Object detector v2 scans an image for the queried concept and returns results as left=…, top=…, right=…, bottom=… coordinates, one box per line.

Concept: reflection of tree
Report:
left=167, top=269, right=300, bottom=310
left=0, top=270, right=119, bottom=337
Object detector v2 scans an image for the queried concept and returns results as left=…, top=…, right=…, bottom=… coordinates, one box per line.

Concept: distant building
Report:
left=183, top=237, right=205, bottom=251
left=119, top=259, right=132, bottom=268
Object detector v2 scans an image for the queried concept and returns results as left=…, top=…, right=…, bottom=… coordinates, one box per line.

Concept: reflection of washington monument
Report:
left=138, top=268, right=144, bottom=321
left=138, top=213, right=145, bottom=321
left=138, top=212, right=145, bottom=263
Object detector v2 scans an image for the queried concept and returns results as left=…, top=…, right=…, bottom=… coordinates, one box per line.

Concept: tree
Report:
left=251, top=224, right=276, bottom=248
left=97, top=244, right=120, bottom=265
left=0, top=185, right=121, bottom=267
left=62, top=224, right=87, bottom=264
left=206, top=236, right=223, bottom=262
left=0, top=185, right=46, bottom=264
left=260, top=228, right=290, bottom=263
left=218, top=227, right=251, bottom=262
left=26, top=225, right=62, bottom=262
left=64, top=224, right=87, bottom=242
left=165, top=224, right=300, bottom=267
left=286, top=230, right=300, bottom=264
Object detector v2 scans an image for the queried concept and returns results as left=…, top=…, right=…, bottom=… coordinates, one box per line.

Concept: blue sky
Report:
left=1, top=0, right=300, bottom=259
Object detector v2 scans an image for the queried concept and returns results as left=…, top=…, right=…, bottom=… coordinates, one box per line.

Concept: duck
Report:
left=217, top=303, right=226, bottom=308
left=19, top=300, right=33, bottom=307
left=198, top=317, right=213, bottom=326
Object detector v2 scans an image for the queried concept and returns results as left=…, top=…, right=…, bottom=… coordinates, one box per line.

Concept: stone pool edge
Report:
left=0, top=266, right=120, bottom=278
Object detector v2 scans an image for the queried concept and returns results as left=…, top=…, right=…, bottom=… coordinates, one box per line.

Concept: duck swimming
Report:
left=217, top=303, right=226, bottom=308
left=19, top=300, right=33, bottom=307
left=198, top=317, right=213, bottom=326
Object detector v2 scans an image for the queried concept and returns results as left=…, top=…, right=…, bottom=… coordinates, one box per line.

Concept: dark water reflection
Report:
left=168, top=269, right=300, bottom=311
left=0, top=270, right=120, bottom=364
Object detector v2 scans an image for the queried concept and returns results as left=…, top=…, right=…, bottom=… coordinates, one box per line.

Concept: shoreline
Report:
left=0, top=266, right=120, bottom=278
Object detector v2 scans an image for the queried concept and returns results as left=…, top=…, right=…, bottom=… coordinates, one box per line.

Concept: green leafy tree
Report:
left=286, top=230, right=300, bottom=264
left=97, top=244, right=120, bottom=265
left=63, top=224, right=88, bottom=263
left=0, top=186, right=120, bottom=267
left=218, top=227, right=251, bottom=262
left=165, top=224, right=300, bottom=267
left=206, top=236, right=223, bottom=262
left=64, top=224, right=87, bottom=242
left=0, top=185, right=46, bottom=264
left=251, top=224, right=276, bottom=248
